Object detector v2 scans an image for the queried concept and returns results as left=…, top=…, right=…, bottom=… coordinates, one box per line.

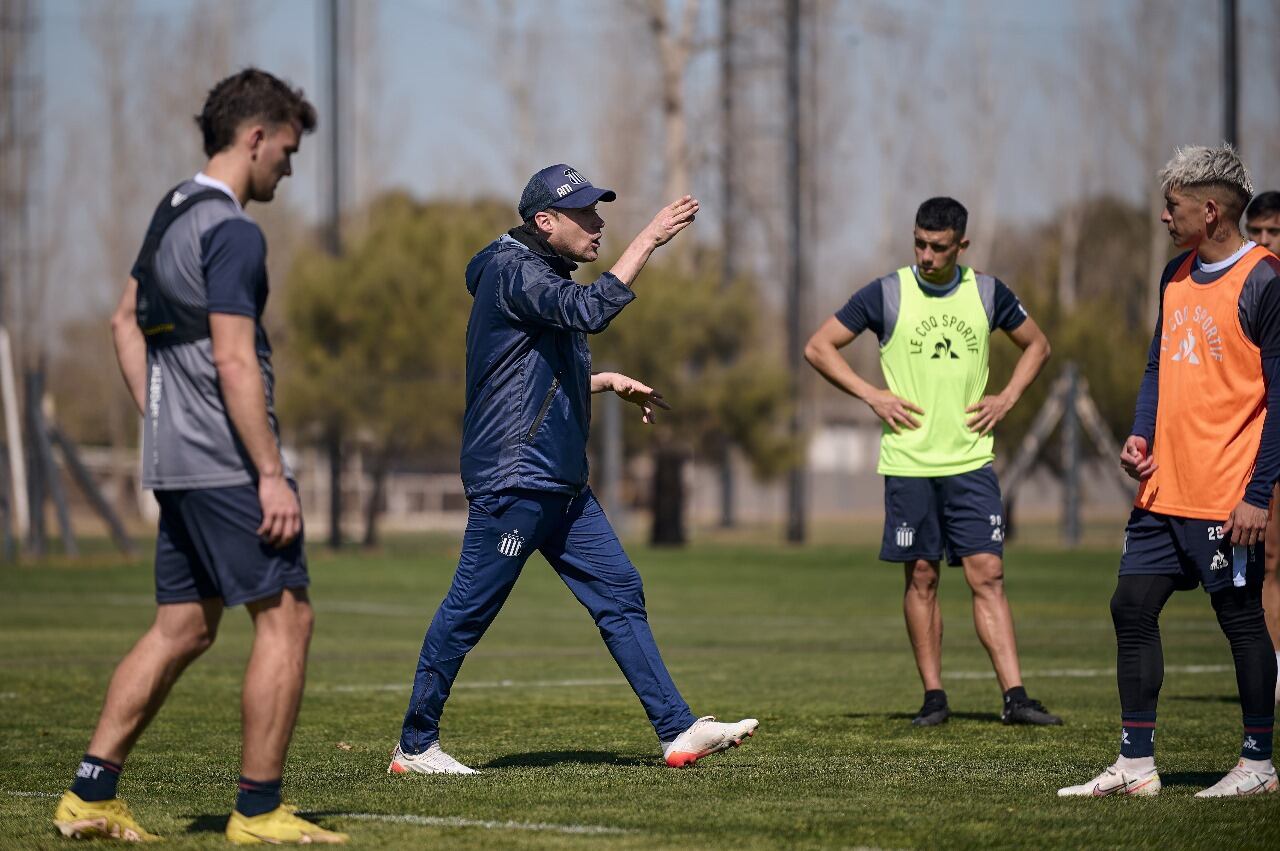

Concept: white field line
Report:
left=330, top=811, right=631, bottom=835
left=947, top=664, right=1230, bottom=680
left=6, top=791, right=60, bottom=798
left=333, top=665, right=1236, bottom=693
left=329, top=677, right=625, bottom=694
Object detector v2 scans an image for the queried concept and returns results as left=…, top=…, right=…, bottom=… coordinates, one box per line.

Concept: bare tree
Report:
left=641, top=0, right=701, bottom=203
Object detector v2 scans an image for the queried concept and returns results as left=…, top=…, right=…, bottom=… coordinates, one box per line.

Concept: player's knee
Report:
left=964, top=562, right=1004, bottom=595
left=292, top=600, right=315, bottom=642
left=159, top=620, right=217, bottom=659
left=904, top=561, right=939, bottom=594
left=1109, top=585, right=1146, bottom=631
left=1210, top=587, right=1265, bottom=633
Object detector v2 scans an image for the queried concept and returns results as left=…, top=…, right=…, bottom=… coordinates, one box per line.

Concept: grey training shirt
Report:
left=132, top=174, right=289, bottom=490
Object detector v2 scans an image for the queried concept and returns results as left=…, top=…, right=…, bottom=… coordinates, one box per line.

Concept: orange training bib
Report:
left=1135, top=246, right=1272, bottom=520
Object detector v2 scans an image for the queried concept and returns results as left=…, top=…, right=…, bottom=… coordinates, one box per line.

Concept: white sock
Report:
left=1241, top=757, right=1275, bottom=773
left=1115, top=755, right=1156, bottom=773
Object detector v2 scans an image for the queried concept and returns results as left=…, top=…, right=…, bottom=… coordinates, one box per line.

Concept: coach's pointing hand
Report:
left=593, top=371, right=671, bottom=424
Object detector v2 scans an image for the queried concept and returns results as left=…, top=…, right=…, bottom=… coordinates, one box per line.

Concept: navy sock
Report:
left=234, top=776, right=282, bottom=818
left=923, top=689, right=947, bottom=708
left=1120, top=711, right=1157, bottom=759
left=70, top=754, right=121, bottom=802
left=1003, top=686, right=1029, bottom=706
left=1242, top=715, right=1274, bottom=761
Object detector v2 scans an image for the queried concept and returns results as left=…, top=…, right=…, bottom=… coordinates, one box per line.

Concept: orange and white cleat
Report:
left=388, top=741, right=478, bottom=775
left=1057, top=764, right=1161, bottom=797
left=661, top=716, right=758, bottom=768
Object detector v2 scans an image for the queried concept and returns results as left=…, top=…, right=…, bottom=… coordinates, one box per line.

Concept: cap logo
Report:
left=555, top=184, right=573, bottom=197
left=564, top=168, right=585, bottom=185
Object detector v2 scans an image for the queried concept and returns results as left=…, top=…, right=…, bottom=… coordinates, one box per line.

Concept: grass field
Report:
left=3, top=533, right=1279, bottom=849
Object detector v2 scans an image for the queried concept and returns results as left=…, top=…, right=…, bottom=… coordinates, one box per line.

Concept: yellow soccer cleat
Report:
left=52, top=790, right=161, bottom=842
left=225, top=805, right=347, bottom=845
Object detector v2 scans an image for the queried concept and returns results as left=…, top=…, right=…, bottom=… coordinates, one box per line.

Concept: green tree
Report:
left=987, top=196, right=1158, bottom=466
left=593, top=253, right=796, bottom=545
left=278, top=193, right=512, bottom=545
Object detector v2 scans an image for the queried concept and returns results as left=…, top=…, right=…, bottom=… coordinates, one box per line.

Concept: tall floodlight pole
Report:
left=324, top=0, right=345, bottom=549
left=784, top=0, right=807, bottom=543
left=718, top=0, right=736, bottom=529
left=0, top=0, right=36, bottom=552
left=1222, top=0, right=1238, bottom=149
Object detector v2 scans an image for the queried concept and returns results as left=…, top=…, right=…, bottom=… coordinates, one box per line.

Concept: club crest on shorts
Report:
left=895, top=523, right=915, bottom=549
left=497, top=529, right=525, bottom=558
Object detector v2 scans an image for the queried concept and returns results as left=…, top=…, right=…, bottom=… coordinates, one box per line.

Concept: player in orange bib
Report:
left=1061, top=145, right=1280, bottom=799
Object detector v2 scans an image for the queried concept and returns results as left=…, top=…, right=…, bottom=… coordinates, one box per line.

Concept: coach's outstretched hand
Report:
left=609, top=195, right=700, bottom=287
left=643, top=195, right=700, bottom=248
left=1120, top=435, right=1157, bottom=481
left=592, top=371, right=671, bottom=424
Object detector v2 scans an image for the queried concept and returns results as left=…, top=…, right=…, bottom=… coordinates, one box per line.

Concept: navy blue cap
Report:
left=518, top=164, right=616, bottom=221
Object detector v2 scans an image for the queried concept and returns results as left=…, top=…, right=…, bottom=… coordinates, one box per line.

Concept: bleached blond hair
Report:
left=1158, top=144, right=1254, bottom=213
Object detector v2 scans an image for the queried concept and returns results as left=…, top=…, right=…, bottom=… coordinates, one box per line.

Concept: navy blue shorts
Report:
left=880, top=464, right=1005, bottom=566
left=153, top=483, right=309, bottom=607
left=1118, top=508, right=1264, bottom=593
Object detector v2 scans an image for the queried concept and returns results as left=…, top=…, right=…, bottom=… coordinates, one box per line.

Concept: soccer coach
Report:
left=389, top=165, right=757, bottom=774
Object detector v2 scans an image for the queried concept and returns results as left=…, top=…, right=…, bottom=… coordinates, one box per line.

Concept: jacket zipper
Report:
left=524, top=378, right=560, bottom=443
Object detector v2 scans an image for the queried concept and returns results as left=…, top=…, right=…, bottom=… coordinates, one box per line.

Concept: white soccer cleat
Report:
left=1057, top=764, right=1161, bottom=797
left=1194, top=760, right=1278, bottom=797
left=388, top=742, right=478, bottom=775
left=661, top=716, right=758, bottom=768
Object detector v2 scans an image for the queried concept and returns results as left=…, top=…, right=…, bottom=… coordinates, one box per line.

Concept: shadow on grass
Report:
left=183, top=814, right=228, bottom=834
left=843, top=711, right=1000, bottom=723
left=483, top=750, right=655, bottom=768
left=1164, top=694, right=1238, bottom=704
left=185, top=812, right=349, bottom=835
left=1160, top=771, right=1227, bottom=789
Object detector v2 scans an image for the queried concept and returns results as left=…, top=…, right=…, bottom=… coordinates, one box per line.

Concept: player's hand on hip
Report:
left=965, top=393, right=1014, bottom=436
left=644, top=195, right=699, bottom=247
left=257, top=472, right=302, bottom=548
left=1119, top=435, right=1157, bottom=481
left=1224, top=500, right=1268, bottom=546
left=866, top=388, right=923, bottom=433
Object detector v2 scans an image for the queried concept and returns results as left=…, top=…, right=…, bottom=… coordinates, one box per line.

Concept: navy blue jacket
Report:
left=460, top=228, right=636, bottom=497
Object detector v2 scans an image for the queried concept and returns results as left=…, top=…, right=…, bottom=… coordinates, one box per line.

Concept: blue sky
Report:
left=24, top=0, right=1280, bottom=325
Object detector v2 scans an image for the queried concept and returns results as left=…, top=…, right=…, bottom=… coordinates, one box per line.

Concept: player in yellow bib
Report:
left=805, top=197, right=1058, bottom=727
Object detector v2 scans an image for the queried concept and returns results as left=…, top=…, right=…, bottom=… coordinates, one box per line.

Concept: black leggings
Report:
left=1110, top=574, right=1275, bottom=717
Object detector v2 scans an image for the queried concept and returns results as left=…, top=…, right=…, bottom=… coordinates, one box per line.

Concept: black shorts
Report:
left=1118, top=507, right=1264, bottom=593
left=153, top=483, right=309, bottom=607
left=879, top=464, right=1005, bottom=566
